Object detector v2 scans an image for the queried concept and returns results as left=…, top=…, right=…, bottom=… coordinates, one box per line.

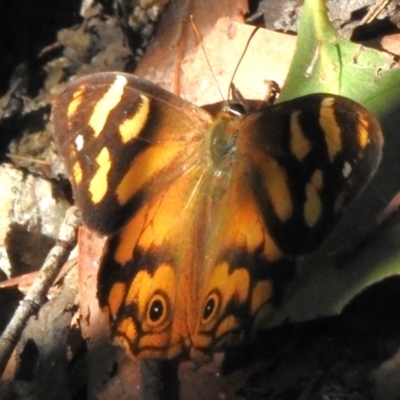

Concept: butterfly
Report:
left=52, top=71, right=383, bottom=360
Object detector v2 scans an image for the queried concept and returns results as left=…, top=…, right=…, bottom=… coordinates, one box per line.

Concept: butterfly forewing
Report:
left=240, top=94, right=383, bottom=256
left=52, top=72, right=383, bottom=360
left=52, top=72, right=213, bottom=234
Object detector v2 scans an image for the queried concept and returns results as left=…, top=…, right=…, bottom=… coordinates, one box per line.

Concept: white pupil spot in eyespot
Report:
left=149, top=298, right=164, bottom=322
left=203, top=297, right=215, bottom=320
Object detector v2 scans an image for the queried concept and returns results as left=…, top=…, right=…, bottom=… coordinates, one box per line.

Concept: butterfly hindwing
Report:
left=52, top=72, right=383, bottom=359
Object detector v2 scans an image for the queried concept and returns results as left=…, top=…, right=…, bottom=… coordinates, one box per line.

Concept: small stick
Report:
left=0, top=206, right=80, bottom=377
left=360, top=0, right=391, bottom=25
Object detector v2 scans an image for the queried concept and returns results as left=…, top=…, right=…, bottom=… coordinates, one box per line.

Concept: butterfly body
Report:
left=52, top=72, right=383, bottom=360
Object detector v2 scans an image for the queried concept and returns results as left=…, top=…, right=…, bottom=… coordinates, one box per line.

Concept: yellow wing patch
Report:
left=118, top=95, right=150, bottom=143
left=89, top=147, right=111, bottom=204
left=89, top=74, right=127, bottom=137
left=319, top=97, right=343, bottom=161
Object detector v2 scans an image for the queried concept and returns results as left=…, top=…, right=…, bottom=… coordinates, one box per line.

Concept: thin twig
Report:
left=0, top=206, right=80, bottom=377
left=360, top=0, right=392, bottom=25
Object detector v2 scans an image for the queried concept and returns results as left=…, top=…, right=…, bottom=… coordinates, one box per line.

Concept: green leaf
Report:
left=278, top=0, right=400, bottom=120
left=266, top=214, right=400, bottom=326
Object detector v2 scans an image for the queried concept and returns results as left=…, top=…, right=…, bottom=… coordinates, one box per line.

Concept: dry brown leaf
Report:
left=137, top=14, right=296, bottom=105
left=180, top=19, right=296, bottom=105
left=374, top=33, right=400, bottom=55
left=135, top=0, right=248, bottom=92
left=77, top=227, right=108, bottom=342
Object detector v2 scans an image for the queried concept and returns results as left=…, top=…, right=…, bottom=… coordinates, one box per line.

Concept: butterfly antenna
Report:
left=190, top=15, right=225, bottom=102
left=227, top=26, right=260, bottom=102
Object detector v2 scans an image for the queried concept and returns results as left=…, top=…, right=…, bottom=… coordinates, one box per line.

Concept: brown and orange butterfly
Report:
left=52, top=72, right=383, bottom=360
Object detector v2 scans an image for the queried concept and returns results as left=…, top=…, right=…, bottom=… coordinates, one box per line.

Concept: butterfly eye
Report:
left=202, top=292, right=220, bottom=324
left=228, top=102, right=246, bottom=117
left=147, top=294, right=168, bottom=326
